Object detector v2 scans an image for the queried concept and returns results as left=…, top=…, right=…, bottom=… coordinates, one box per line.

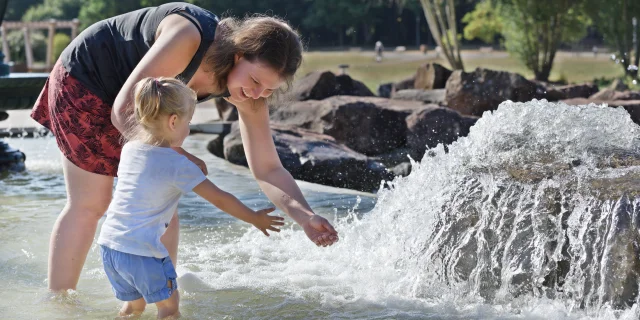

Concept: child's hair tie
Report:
left=154, top=78, right=162, bottom=96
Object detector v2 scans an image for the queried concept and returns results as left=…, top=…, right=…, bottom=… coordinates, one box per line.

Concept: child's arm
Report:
left=192, top=179, right=285, bottom=236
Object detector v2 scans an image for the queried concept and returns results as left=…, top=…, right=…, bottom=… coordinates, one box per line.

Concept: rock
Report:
left=0, top=141, right=26, bottom=173
left=214, top=98, right=238, bottom=121
left=392, top=89, right=446, bottom=105
left=414, top=63, right=453, bottom=90
left=206, top=134, right=226, bottom=159
left=561, top=98, right=640, bottom=125
left=445, top=68, right=543, bottom=117
left=371, top=147, right=412, bottom=167
left=393, top=75, right=416, bottom=91
left=610, top=78, right=630, bottom=91
left=291, top=71, right=374, bottom=101
left=389, top=162, right=412, bottom=177
left=222, top=123, right=393, bottom=192
left=406, top=106, right=478, bottom=159
left=378, top=82, right=393, bottom=98
left=544, top=83, right=599, bottom=101
left=378, top=75, right=417, bottom=98
left=270, top=96, right=429, bottom=156
left=590, top=89, right=640, bottom=101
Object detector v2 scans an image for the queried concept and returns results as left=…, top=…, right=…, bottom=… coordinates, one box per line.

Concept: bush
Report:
left=53, top=33, right=71, bottom=62
left=4, top=30, right=47, bottom=65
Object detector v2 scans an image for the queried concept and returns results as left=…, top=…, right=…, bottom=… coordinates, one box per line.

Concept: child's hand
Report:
left=252, top=208, right=285, bottom=236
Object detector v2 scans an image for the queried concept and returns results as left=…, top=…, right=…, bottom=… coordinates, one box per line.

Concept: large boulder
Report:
left=590, top=89, right=640, bottom=101
left=214, top=97, right=238, bottom=121
left=206, top=135, right=225, bottom=159
left=445, top=68, right=543, bottom=116
left=270, top=96, right=429, bottom=156
left=392, top=89, right=446, bottom=105
left=406, top=106, right=478, bottom=159
left=291, top=71, right=374, bottom=101
left=222, top=123, right=392, bottom=192
left=393, top=75, right=416, bottom=91
left=377, top=82, right=393, bottom=98
left=609, top=78, right=630, bottom=91
left=544, top=83, right=599, bottom=101
left=378, top=75, right=416, bottom=98
left=561, top=98, right=640, bottom=125
left=414, top=63, right=453, bottom=90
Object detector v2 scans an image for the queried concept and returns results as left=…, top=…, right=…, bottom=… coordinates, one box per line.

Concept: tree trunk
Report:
left=536, top=63, right=552, bottom=82
left=419, top=0, right=464, bottom=70
left=632, top=16, right=639, bottom=78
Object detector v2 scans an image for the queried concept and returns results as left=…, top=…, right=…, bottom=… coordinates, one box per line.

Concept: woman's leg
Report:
left=48, top=157, right=114, bottom=291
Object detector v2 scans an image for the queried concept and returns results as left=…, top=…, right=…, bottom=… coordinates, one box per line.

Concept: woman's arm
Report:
left=110, top=14, right=201, bottom=133
left=234, top=99, right=339, bottom=247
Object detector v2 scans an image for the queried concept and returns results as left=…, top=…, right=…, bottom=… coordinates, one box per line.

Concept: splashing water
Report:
left=179, top=100, right=640, bottom=319
left=3, top=102, right=640, bottom=319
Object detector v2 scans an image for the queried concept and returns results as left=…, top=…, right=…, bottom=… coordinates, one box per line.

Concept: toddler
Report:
left=97, top=77, right=283, bottom=319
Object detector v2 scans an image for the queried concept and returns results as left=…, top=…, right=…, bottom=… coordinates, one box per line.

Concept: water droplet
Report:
left=611, top=54, right=617, bottom=60
left=627, top=65, right=639, bottom=71
left=633, top=80, right=638, bottom=85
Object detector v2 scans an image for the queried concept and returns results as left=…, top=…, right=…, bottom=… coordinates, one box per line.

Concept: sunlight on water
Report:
left=177, top=101, right=640, bottom=319
left=2, top=101, right=640, bottom=319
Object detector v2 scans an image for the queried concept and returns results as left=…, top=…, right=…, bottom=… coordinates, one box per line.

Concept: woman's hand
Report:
left=173, top=147, right=208, bottom=175
left=251, top=207, right=285, bottom=236
left=302, top=215, right=339, bottom=247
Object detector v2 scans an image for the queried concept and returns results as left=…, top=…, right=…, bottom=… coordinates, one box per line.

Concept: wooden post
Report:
left=71, top=19, right=79, bottom=39
left=1, top=25, right=9, bottom=63
left=22, top=26, right=34, bottom=71
left=46, top=19, right=56, bottom=70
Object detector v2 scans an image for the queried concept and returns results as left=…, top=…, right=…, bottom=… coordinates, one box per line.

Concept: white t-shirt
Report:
left=98, top=140, right=206, bottom=258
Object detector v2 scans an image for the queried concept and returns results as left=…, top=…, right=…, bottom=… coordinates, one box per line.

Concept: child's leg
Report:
left=119, top=297, right=146, bottom=317
left=155, top=290, right=180, bottom=319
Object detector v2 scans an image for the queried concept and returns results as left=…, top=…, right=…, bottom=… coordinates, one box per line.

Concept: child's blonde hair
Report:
left=125, top=77, right=197, bottom=144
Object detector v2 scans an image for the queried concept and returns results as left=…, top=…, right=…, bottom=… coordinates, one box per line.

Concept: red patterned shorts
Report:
left=31, top=60, right=123, bottom=176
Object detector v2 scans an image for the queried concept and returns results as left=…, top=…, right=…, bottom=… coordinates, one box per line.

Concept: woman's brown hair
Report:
left=204, top=15, right=303, bottom=98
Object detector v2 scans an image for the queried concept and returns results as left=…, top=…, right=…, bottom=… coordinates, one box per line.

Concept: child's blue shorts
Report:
left=100, top=245, right=178, bottom=303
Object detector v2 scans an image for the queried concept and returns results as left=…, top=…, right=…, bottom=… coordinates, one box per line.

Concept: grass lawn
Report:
left=299, top=50, right=626, bottom=92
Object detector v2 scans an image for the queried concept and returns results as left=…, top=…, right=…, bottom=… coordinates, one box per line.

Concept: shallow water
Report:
left=2, top=101, right=640, bottom=319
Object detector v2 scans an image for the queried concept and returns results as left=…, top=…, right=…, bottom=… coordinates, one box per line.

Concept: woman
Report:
left=31, top=2, right=339, bottom=293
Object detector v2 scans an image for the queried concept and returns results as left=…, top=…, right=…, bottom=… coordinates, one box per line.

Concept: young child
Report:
left=97, top=77, right=284, bottom=319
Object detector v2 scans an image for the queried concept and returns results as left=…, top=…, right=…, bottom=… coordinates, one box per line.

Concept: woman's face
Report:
left=226, top=54, right=283, bottom=102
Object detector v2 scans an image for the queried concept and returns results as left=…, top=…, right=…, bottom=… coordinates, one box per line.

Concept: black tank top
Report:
left=60, top=2, right=219, bottom=105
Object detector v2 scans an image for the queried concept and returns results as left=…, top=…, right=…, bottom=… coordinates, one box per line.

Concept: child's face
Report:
left=168, top=106, right=194, bottom=147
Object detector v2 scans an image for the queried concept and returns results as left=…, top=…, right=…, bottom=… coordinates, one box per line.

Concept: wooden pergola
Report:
left=1, top=19, right=80, bottom=71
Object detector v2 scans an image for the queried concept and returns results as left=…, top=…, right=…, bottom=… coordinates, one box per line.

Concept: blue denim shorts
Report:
left=100, top=245, right=178, bottom=303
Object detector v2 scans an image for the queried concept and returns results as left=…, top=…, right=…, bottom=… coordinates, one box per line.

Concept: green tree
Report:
left=466, top=0, right=589, bottom=81
left=5, top=0, right=42, bottom=21
left=461, top=0, right=501, bottom=44
left=78, top=0, right=144, bottom=29
left=22, top=0, right=82, bottom=21
left=584, top=0, right=640, bottom=78
left=52, top=32, right=70, bottom=61
left=303, top=0, right=374, bottom=47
